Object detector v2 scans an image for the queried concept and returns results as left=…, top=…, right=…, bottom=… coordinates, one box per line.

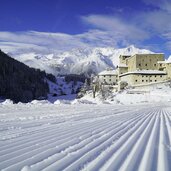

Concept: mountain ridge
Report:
left=5, top=45, right=153, bottom=76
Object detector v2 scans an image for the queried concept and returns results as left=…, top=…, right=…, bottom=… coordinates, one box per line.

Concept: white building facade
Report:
left=98, top=70, right=118, bottom=85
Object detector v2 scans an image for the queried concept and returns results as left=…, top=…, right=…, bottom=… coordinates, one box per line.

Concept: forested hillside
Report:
left=0, top=50, right=56, bottom=103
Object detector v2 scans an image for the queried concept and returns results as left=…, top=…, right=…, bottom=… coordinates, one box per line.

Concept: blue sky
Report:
left=0, top=0, right=171, bottom=57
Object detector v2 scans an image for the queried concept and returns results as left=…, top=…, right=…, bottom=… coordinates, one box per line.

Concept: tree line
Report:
left=0, top=50, right=56, bottom=103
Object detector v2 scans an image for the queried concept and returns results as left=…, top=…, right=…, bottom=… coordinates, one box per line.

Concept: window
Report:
left=135, top=80, right=138, bottom=82
left=145, top=64, right=147, bottom=66
left=142, top=80, right=144, bottom=82
left=104, top=75, right=106, bottom=77
left=142, top=75, right=144, bottom=77
left=155, top=75, right=157, bottom=77
left=150, top=80, right=152, bottom=82
left=160, top=75, right=162, bottom=77
left=109, top=79, right=111, bottom=81
left=146, top=80, right=148, bottom=82
left=139, top=64, right=141, bottom=66
left=154, top=64, right=156, bottom=66
left=104, top=79, right=106, bottom=81
left=155, top=80, right=157, bottom=82
left=146, top=75, right=148, bottom=77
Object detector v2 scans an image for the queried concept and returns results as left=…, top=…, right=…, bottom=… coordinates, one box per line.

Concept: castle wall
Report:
left=120, top=73, right=166, bottom=85
left=118, top=67, right=128, bottom=75
left=135, top=54, right=164, bottom=70
left=98, top=75, right=118, bottom=85
left=165, top=63, right=171, bottom=79
left=126, top=54, right=164, bottom=72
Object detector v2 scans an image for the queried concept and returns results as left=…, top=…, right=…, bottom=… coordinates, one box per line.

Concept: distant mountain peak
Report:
left=6, top=45, right=153, bottom=76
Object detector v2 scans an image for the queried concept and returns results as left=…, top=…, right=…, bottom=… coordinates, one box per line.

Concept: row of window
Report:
left=141, top=75, right=163, bottom=78
left=138, top=64, right=148, bottom=66
left=103, top=79, right=118, bottom=82
left=138, top=63, right=161, bottom=67
left=102, top=75, right=114, bottom=77
left=140, top=58, right=160, bottom=62
left=135, top=80, right=158, bottom=82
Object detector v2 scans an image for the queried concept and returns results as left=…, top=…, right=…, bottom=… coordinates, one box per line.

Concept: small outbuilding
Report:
left=98, top=69, right=118, bottom=85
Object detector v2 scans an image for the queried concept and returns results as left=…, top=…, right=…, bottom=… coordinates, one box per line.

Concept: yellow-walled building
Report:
left=118, top=53, right=168, bottom=86
left=96, top=53, right=171, bottom=89
left=158, top=61, right=171, bottom=79
left=120, top=70, right=167, bottom=85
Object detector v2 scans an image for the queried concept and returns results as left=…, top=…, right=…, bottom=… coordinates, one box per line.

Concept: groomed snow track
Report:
left=0, top=104, right=171, bottom=171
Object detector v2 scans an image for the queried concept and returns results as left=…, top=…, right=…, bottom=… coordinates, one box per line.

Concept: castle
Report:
left=97, top=53, right=171, bottom=90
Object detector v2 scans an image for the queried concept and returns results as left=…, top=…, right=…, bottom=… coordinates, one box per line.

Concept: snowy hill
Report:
left=8, top=45, right=153, bottom=76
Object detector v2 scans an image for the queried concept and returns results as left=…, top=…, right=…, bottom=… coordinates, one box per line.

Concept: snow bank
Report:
left=21, top=166, right=31, bottom=171
left=54, top=99, right=71, bottom=105
left=1, top=99, right=14, bottom=105
left=71, top=99, right=96, bottom=105
left=30, top=100, right=51, bottom=105
left=79, top=82, right=171, bottom=105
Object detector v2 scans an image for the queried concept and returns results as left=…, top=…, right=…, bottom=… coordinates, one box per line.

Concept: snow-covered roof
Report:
left=158, top=60, right=171, bottom=64
left=98, top=70, right=118, bottom=76
left=127, top=53, right=164, bottom=60
left=118, top=64, right=128, bottom=68
left=132, top=53, right=164, bottom=56
left=120, top=70, right=166, bottom=76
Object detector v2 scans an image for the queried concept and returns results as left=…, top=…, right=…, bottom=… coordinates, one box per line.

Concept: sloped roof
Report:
left=120, top=70, right=166, bottom=76
left=118, top=64, right=128, bottom=68
left=98, top=70, right=118, bottom=76
left=158, top=60, right=171, bottom=64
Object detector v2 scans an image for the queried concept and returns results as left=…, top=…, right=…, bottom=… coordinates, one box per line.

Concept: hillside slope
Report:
left=0, top=50, right=56, bottom=103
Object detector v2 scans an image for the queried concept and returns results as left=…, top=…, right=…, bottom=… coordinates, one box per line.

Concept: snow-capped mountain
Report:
left=8, top=45, right=153, bottom=76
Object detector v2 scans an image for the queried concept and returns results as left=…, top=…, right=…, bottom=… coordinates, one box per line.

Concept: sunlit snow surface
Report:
left=0, top=103, right=171, bottom=171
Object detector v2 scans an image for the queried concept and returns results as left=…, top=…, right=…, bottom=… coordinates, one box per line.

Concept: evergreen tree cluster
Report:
left=65, top=74, right=87, bottom=84
left=0, top=50, right=56, bottom=103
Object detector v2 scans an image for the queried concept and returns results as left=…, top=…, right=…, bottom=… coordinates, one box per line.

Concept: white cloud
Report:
left=0, top=29, right=133, bottom=55
left=0, top=31, right=86, bottom=54
left=0, top=13, right=152, bottom=56
left=136, top=10, right=171, bottom=35
left=142, top=0, right=171, bottom=13
left=1, top=2, right=171, bottom=56
left=0, top=41, right=49, bottom=55
left=82, top=15, right=149, bottom=41
left=140, top=0, right=171, bottom=34
left=76, top=29, right=129, bottom=47
left=128, top=0, right=171, bottom=52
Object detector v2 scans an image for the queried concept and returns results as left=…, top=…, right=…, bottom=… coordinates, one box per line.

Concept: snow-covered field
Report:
left=0, top=103, right=171, bottom=171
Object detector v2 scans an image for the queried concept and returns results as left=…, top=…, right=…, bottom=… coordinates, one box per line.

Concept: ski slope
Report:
left=0, top=103, right=171, bottom=171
